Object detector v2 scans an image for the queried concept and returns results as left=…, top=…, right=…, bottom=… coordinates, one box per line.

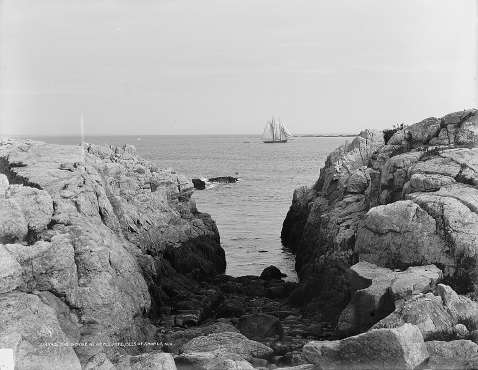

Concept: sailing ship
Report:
left=261, top=117, right=294, bottom=143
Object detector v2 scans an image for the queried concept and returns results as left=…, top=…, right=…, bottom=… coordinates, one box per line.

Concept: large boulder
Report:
left=372, top=293, right=454, bottom=340
left=303, top=324, right=428, bottom=370
left=355, top=200, right=450, bottom=269
left=181, top=332, right=273, bottom=361
left=335, top=262, right=442, bottom=338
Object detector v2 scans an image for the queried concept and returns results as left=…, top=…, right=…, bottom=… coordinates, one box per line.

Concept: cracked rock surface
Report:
left=0, top=139, right=225, bottom=368
left=281, top=108, right=478, bottom=324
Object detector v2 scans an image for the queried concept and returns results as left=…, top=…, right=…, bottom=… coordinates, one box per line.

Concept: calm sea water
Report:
left=16, top=134, right=348, bottom=281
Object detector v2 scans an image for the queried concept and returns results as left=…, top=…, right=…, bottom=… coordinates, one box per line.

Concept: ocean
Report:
left=15, top=134, right=349, bottom=281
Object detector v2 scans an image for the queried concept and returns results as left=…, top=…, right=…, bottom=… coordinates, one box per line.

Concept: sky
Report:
left=0, top=0, right=476, bottom=136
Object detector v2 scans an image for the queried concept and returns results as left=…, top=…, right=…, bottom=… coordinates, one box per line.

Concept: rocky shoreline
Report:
left=0, top=107, right=477, bottom=370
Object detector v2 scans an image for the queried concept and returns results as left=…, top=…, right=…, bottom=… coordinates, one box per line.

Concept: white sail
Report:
left=278, top=119, right=294, bottom=140
left=273, top=117, right=282, bottom=140
left=262, top=116, right=293, bottom=142
left=261, top=119, right=275, bottom=141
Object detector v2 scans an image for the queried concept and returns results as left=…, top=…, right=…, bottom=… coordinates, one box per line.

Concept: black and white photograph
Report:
left=0, top=1, right=477, bottom=369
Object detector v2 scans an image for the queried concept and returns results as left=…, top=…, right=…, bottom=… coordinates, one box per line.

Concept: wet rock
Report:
left=200, top=322, right=240, bottom=335
left=208, top=176, right=238, bottom=183
left=175, top=313, right=199, bottom=328
left=269, top=310, right=299, bottom=320
left=261, top=265, right=287, bottom=280
left=192, top=178, right=206, bottom=190
left=303, top=323, right=428, bottom=370
left=238, top=313, right=284, bottom=341
left=217, top=298, right=247, bottom=318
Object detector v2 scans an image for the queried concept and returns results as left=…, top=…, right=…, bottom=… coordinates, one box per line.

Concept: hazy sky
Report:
left=0, top=0, right=476, bottom=136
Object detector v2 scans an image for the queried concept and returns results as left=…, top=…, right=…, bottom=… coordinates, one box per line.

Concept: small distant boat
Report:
left=261, top=117, right=293, bottom=143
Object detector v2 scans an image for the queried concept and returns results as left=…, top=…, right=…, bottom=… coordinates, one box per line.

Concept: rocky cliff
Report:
left=281, top=109, right=478, bottom=326
left=0, top=139, right=225, bottom=368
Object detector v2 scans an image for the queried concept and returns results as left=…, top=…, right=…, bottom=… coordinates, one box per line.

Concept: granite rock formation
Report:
left=281, top=109, right=478, bottom=324
left=303, top=323, right=428, bottom=370
left=0, top=139, right=225, bottom=368
left=334, top=261, right=442, bottom=338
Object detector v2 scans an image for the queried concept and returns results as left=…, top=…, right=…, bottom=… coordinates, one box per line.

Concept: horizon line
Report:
left=2, top=133, right=359, bottom=138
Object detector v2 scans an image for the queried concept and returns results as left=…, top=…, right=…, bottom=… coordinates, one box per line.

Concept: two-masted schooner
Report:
left=261, top=117, right=294, bottom=143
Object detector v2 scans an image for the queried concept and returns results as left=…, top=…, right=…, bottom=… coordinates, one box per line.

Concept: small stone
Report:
left=456, top=324, right=469, bottom=337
